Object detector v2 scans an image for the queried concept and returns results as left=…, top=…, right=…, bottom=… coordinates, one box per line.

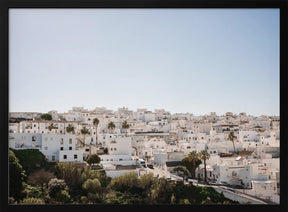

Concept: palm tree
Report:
left=80, top=126, right=90, bottom=147
left=173, top=166, right=189, bottom=181
left=107, top=121, right=115, bottom=134
left=122, top=120, right=129, bottom=136
left=228, top=131, right=237, bottom=154
left=187, top=151, right=201, bottom=179
left=93, top=118, right=99, bottom=146
left=66, top=124, right=75, bottom=134
left=199, top=149, right=210, bottom=183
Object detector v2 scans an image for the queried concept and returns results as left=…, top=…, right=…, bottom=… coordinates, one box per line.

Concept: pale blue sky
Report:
left=9, top=9, right=279, bottom=116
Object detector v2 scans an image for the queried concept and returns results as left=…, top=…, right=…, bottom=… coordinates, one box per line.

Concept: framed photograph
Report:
left=1, top=0, right=287, bottom=211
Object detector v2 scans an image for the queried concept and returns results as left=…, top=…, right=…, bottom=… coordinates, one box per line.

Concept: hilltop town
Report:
left=9, top=107, right=280, bottom=204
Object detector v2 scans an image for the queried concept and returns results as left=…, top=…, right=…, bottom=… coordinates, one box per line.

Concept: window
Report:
left=69, top=147, right=72, bottom=150
left=44, top=146, right=48, bottom=150
left=63, top=155, right=67, bottom=159
left=52, top=155, right=55, bottom=161
left=60, top=138, right=64, bottom=145
left=69, top=138, right=72, bottom=144
left=114, top=148, right=116, bottom=151
left=74, top=155, right=77, bottom=159
left=60, top=147, right=64, bottom=151
left=50, top=137, right=53, bottom=141
left=45, top=137, right=48, bottom=141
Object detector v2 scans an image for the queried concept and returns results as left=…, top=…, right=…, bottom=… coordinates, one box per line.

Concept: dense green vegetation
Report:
left=9, top=150, right=26, bottom=201
left=12, top=149, right=52, bottom=175
left=9, top=149, right=238, bottom=205
left=86, top=154, right=101, bottom=166
left=40, top=113, right=52, bottom=121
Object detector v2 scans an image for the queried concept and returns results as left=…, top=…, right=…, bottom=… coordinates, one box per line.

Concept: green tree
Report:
left=109, top=172, right=138, bottom=193
left=47, top=178, right=68, bottom=199
left=93, top=118, right=100, bottom=146
left=9, top=149, right=26, bottom=200
left=199, top=149, right=210, bottom=182
left=181, top=151, right=202, bottom=179
left=82, top=178, right=102, bottom=203
left=48, top=123, right=57, bottom=131
left=187, top=151, right=201, bottom=179
left=53, top=162, right=104, bottom=199
left=86, top=154, right=101, bottom=167
left=121, top=120, right=129, bottom=136
left=173, top=166, right=189, bottom=181
left=54, top=162, right=77, bottom=187
left=82, top=178, right=101, bottom=194
left=80, top=126, right=90, bottom=146
left=107, top=121, right=115, bottom=133
left=138, top=173, right=156, bottom=191
left=150, top=178, right=174, bottom=204
left=66, top=124, right=75, bottom=134
left=41, top=113, right=52, bottom=121
left=228, top=131, right=237, bottom=153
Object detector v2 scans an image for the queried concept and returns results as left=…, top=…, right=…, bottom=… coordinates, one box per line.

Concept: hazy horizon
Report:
left=9, top=9, right=280, bottom=117
left=8, top=105, right=279, bottom=117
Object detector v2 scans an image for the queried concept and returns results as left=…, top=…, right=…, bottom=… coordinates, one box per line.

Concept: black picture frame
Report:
left=1, top=0, right=287, bottom=212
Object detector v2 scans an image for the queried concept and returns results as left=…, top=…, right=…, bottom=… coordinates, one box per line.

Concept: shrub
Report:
left=24, top=184, right=42, bottom=198
left=48, top=178, right=68, bottom=198
left=21, top=197, right=45, bottom=204
left=109, top=172, right=139, bottom=193
left=54, top=190, right=72, bottom=203
left=82, top=178, right=101, bottom=194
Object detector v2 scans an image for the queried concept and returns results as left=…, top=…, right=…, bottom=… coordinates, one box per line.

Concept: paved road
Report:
left=145, top=165, right=180, bottom=181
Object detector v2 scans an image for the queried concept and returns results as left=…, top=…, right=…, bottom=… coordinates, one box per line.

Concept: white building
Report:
left=9, top=133, right=84, bottom=162
left=99, top=135, right=134, bottom=166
